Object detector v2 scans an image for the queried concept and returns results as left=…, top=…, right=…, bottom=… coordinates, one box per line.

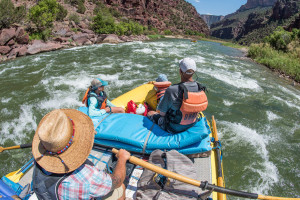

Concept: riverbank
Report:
left=0, top=26, right=150, bottom=63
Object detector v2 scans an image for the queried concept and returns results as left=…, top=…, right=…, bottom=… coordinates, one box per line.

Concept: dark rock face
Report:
left=211, top=0, right=299, bottom=42
left=102, top=0, right=209, bottom=35
left=200, top=15, right=224, bottom=27
left=271, top=0, right=299, bottom=20
left=238, top=0, right=277, bottom=12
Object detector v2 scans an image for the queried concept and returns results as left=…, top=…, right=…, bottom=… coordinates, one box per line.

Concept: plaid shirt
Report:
left=58, top=164, right=112, bottom=200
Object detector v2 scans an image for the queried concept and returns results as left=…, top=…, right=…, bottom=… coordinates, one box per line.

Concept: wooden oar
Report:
left=112, top=148, right=300, bottom=200
left=212, top=115, right=225, bottom=200
left=0, top=143, right=32, bottom=153
left=5, top=157, right=34, bottom=183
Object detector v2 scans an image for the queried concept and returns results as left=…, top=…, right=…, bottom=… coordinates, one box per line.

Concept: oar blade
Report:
left=5, top=169, right=23, bottom=183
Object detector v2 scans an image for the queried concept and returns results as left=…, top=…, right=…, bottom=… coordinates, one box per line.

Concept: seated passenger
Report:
left=148, top=58, right=208, bottom=133
left=154, top=74, right=171, bottom=104
left=82, top=78, right=125, bottom=117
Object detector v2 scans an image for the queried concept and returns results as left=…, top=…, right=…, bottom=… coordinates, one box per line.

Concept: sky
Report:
left=185, top=0, right=247, bottom=16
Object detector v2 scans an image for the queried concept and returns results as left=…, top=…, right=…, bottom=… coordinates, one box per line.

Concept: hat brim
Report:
left=32, top=109, right=94, bottom=174
left=101, top=81, right=108, bottom=86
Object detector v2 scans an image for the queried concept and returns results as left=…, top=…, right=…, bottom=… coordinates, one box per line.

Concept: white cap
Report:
left=179, top=58, right=196, bottom=75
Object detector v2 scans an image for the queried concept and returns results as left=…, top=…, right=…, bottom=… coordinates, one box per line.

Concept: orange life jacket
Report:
left=82, top=87, right=107, bottom=109
left=154, top=81, right=172, bottom=101
left=170, top=82, right=208, bottom=126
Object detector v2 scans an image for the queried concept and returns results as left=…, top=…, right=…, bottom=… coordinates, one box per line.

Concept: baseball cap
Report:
left=179, top=58, right=196, bottom=75
left=91, top=78, right=108, bottom=90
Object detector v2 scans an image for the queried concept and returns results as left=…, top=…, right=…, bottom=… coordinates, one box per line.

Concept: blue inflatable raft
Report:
left=78, top=107, right=212, bottom=155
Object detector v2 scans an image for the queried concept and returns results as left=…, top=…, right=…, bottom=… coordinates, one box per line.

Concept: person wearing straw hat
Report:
left=31, top=109, right=130, bottom=200
left=147, top=58, right=208, bottom=134
left=82, top=78, right=125, bottom=117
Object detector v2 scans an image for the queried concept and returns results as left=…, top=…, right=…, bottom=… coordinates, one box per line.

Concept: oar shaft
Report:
left=212, top=115, right=225, bottom=200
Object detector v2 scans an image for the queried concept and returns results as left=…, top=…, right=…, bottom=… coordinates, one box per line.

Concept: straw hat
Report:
left=32, top=109, right=94, bottom=174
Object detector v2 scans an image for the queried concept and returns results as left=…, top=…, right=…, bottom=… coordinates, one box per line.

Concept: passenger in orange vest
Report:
left=153, top=74, right=172, bottom=105
left=82, top=78, right=125, bottom=117
left=147, top=58, right=208, bottom=133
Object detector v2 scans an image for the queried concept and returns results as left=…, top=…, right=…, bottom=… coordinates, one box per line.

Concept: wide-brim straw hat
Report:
left=32, top=109, right=94, bottom=174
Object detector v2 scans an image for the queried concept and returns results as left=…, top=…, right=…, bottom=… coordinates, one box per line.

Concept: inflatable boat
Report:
left=1, top=82, right=226, bottom=200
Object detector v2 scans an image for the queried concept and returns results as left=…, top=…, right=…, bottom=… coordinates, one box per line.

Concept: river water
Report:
left=0, top=39, right=299, bottom=198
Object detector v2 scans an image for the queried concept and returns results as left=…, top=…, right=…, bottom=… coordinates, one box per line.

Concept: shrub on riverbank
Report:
left=0, top=0, right=26, bottom=29
left=249, top=43, right=300, bottom=82
left=28, top=0, right=67, bottom=40
left=248, top=27, right=300, bottom=82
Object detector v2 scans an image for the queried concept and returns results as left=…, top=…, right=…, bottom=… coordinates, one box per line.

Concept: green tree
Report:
left=56, top=3, right=68, bottom=21
left=0, top=0, right=26, bottom=29
left=28, top=0, right=60, bottom=31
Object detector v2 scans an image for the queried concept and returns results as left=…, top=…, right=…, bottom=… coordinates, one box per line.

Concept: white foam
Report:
left=1, top=97, right=12, bottom=103
left=0, top=105, right=37, bottom=144
left=273, top=96, right=300, bottom=111
left=1, top=108, right=13, bottom=115
left=209, top=69, right=262, bottom=91
left=223, top=100, right=234, bottom=106
left=133, top=48, right=152, bottom=54
left=0, top=65, right=25, bottom=75
left=219, top=121, right=279, bottom=193
left=266, top=111, right=281, bottom=121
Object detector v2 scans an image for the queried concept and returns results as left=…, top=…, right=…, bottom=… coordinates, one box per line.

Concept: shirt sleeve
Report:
left=157, top=87, right=174, bottom=113
left=106, top=99, right=115, bottom=107
left=88, top=97, right=107, bottom=117
left=90, top=168, right=112, bottom=198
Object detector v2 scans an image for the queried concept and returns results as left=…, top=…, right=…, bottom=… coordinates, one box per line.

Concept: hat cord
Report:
left=40, top=118, right=75, bottom=163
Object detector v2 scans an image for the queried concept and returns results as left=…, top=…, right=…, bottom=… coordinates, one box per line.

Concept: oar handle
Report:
left=112, top=148, right=200, bottom=186
left=20, top=143, right=32, bottom=149
left=112, top=148, right=300, bottom=200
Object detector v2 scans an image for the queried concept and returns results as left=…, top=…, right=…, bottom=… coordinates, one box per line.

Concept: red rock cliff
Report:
left=102, top=0, right=209, bottom=35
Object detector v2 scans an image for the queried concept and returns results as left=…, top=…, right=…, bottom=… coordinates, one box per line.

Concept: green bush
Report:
left=249, top=43, right=300, bottom=82
left=92, top=13, right=116, bottom=34
left=92, top=10, right=146, bottom=36
left=28, top=0, right=59, bottom=31
left=77, top=0, right=86, bottom=14
left=264, top=26, right=293, bottom=51
left=56, top=3, right=68, bottom=21
left=0, top=0, right=26, bottom=29
left=69, top=13, right=80, bottom=24
left=164, top=29, right=172, bottom=35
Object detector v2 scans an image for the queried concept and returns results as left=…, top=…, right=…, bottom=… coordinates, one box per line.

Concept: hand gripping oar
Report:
left=212, top=115, right=225, bottom=200
left=0, top=143, right=32, bottom=153
left=112, top=148, right=300, bottom=200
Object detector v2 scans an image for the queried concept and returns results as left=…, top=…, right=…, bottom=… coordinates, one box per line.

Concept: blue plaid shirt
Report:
left=58, top=164, right=112, bottom=199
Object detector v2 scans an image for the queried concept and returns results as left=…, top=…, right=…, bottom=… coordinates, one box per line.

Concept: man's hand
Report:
left=116, top=149, right=130, bottom=162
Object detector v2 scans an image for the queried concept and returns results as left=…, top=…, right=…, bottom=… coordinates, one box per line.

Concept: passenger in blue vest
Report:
left=82, top=78, right=125, bottom=117
left=147, top=58, right=208, bottom=133
left=31, top=109, right=130, bottom=199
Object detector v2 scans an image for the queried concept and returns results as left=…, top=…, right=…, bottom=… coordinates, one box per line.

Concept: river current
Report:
left=0, top=39, right=299, bottom=198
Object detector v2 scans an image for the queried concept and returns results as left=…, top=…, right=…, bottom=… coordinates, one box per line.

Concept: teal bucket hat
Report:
left=91, top=78, right=108, bottom=90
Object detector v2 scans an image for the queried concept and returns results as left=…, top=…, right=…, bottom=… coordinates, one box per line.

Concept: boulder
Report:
left=72, top=33, right=89, bottom=45
left=7, top=39, right=15, bottom=46
left=83, top=40, right=93, bottom=45
left=8, top=48, right=18, bottom=59
left=0, top=28, right=16, bottom=45
left=81, top=29, right=94, bottom=34
left=15, top=27, right=29, bottom=44
left=18, top=46, right=27, bottom=56
left=102, top=34, right=124, bottom=44
left=55, top=28, right=68, bottom=37
left=0, top=55, right=7, bottom=62
left=0, top=46, right=11, bottom=54
left=27, top=40, right=63, bottom=55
